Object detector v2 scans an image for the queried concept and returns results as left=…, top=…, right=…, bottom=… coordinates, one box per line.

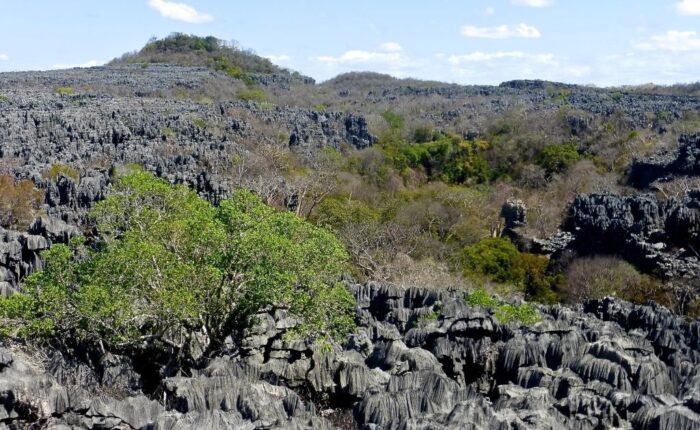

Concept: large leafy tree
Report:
left=0, top=171, right=355, bottom=357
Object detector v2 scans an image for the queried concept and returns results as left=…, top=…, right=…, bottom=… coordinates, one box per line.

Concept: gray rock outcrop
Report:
left=0, top=282, right=698, bottom=429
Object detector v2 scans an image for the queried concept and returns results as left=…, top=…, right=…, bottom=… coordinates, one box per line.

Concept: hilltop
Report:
left=109, top=33, right=312, bottom=84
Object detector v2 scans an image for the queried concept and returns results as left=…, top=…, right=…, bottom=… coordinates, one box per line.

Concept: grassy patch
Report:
left=238, top=88, right=268, bottom=102
left=55, top=86, right=75, bottom=96
left=193, top=118, right=207, bottom=129
left=43, top=163, right=80, bottom=182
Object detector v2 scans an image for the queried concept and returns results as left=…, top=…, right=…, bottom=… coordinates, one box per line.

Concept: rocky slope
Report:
left=1, top=282, right=698, bottom=429
left=1, top=63, right=700, bottom=429
left=521, top=133, right=700, bottom=280
left=629, top=133, right=700, bottom=188
left=565, top=190, right=700, bottom=279
left=319, top=75, right=700, bottom=132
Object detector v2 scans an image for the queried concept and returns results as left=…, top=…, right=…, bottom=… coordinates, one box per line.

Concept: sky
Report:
left=0, top=0, right=699, bottom=86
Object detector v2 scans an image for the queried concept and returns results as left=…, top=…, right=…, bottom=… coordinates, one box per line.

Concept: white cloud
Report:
left=51, top=59, right=104, bottom=69
left=381, top=42, right=403, bottom=52
left=315, top=50, right=405, bottom=65
left=676, top=0, right=700, bottom=15
left=460, top=23, right=540, bottom=39
left=265, top=54, right=291, bottom=63
left=511, top=0, right=554, bottom=7
left=310, top=45, right=423, bottom=81
left=315, top=42, right=408, bottom=66
left=147, top=0, right=213, bottom=24
left=0, top=54, right=8, bottom=61
left=484, top=7, right=495, bottom=16
left=635, top=30, right=700, bottom=51
left=447, top=51, right=555, bottom=64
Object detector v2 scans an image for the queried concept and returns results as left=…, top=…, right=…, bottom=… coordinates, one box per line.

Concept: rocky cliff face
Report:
left=557, top=134, right=700, bottom=279
left=0, top=282, right=698, bottom=429
left=629, top=133, right=700, bottom=188
left=563, top=191, right=700, bottom=279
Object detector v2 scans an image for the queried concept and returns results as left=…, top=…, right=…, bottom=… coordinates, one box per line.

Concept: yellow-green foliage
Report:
left=238, top=88, right=268, bottom=102
left=0, top=176, right=43, bottom=230
left=44, top=164, right=80, bottom=182
left=382, top=110, right=405, bottom=130
left=192, top=118, right=207, bottom=129
left=0, top=172, right=355, bottom=352
left=465, top=288, right=541, bottom=325
left=383, top=134, right=492, bottom=184
left=313, top=196, right=381, bottom=228
left=161, top=126, right=174, bottom=138
left=463, top=237, right=560, bottom=304
left=55, top=87, right=75, bottom=96
left=537, top=143, right=580, bottom=175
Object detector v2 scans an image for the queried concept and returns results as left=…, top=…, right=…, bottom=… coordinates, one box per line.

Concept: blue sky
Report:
left=1, top=0, right=699, bottom=85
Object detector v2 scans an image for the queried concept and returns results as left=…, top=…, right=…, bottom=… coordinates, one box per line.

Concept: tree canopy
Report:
left=0, top=171, right=355, bottom=357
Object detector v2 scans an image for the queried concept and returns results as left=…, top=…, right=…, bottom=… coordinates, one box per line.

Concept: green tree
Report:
left=518, top=253, right=560, bottom=304
left=463, top=237, right=524, bottom=284
left=0, top=172, right=355, bottom=357
left=463, top=238, right=559, bottom=303
left=537, top=143, right=580, bottom=175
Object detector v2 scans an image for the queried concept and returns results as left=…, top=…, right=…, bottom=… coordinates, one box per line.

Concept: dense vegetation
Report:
left=110, top=33, right=283, bottom=76
left=0, top=171, right=354, bottom=358
left=219, top=98, right=694, bottom=314
left=3, top=34, right=699, bottom=328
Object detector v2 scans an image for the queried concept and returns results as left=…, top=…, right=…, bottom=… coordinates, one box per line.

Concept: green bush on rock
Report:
left=465, top=288, right=541, bottom=325
left=0, top=171, right=355, bottom=355
left=463, top=237, right=560, bottom=304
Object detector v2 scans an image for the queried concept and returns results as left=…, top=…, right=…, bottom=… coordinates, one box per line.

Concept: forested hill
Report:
left=109, top=33, right=311, bottom=83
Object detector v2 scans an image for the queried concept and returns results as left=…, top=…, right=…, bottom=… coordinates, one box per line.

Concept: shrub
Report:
left=465, top=288, right=541, bottom=325
left=313, top=196, right=380, bottom=229
left=463, top=237, right=524, bottom=284
left=0, top=176, right=43, bottom=229
left=688, top=298, right=700, bottom=320
left=161, top=126, right=174, bottom=139
left=537, top=143, right=580, bottom=175
left=44, top=164, right=80, bottom=182
left=0, top=172, right=355, bottom=356
left=381, top=110, right=404, bottom=130
left=518, top=253, right=560, bottom=304
left=562, top=256, right=662, bottom=304
left=192, top=118, right=207, bottom=129
left=238, top=89, right=268, bottom=102
left=463, top=238, right=559, bottom=303
left=412, top=126, right=435, bottom=143
left=212, top=56, right=255, bottom=85
left=55, top=87, right=75, bottom=96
